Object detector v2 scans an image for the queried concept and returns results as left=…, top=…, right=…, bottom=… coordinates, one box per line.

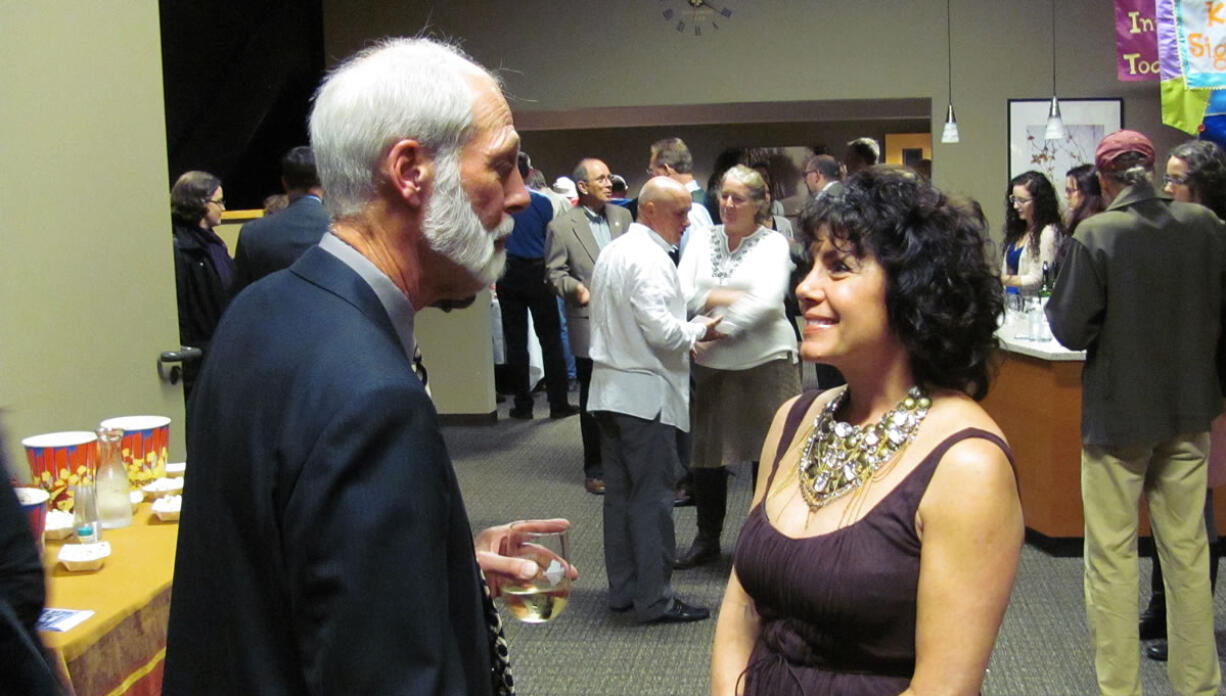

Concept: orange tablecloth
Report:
left=40, top=503, right=178, bottom=696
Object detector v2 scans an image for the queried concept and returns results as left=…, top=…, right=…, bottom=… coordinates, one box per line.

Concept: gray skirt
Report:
left=691, top=358, right=801, bottom=469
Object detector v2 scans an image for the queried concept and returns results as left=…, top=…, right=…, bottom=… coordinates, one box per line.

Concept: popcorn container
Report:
left=21, top=431, right=98, bottom=512
left=98, top=416, right=171, bottom=489
left=14, top=487, right=49, bottom=552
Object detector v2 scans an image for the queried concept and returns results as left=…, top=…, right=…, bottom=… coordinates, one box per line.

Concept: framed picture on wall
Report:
left=1007, top=98, right=1123, bottom=204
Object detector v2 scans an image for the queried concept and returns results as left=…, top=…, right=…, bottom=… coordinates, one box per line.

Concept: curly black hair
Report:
left=1170, top=140, right=1226, bottom=219
left=1003, top=171, right=1064, bottom=262
left=798, top=166, right=1003, bottom=400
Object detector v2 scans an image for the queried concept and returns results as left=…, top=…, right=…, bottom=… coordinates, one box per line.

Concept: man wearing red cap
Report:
left=1047, top=129, right=1225, bottom=696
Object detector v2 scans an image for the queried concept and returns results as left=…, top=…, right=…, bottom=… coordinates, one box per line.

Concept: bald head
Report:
left=638, top=176, right=691, bottom=245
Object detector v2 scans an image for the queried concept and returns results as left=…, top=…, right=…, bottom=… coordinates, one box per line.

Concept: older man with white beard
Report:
left=164, top=38, right=573, bottom=696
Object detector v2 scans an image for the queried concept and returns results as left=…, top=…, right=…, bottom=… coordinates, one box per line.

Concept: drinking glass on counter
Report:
left=499, top=522, right=571, bottom=623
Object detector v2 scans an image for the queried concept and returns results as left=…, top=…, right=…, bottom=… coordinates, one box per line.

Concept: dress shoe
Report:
left=508, top=406, right=533, bottom=420
left=672, top=486, right=694, bottom=507
left=549, top=404, right=580, bottom=419
left=1138, top=606, right=1166, bottom=641
left=674, top=535, right=720, bottom=569
left=584, top=477, right=606, bottom=495
left=648, top=598, right=710, bottom=624
left=609, top=603, right=632, bottom=613
left=1145, top=640, right=1169, bottom=662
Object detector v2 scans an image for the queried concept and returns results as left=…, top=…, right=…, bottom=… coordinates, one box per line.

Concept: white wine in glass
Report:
left=501, top=524, right=571, bottom=623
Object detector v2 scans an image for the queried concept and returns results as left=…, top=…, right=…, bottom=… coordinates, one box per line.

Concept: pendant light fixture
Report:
left=941, top=0, right=960, bottom=143
left=1044, top=0, right=1067, bottom=141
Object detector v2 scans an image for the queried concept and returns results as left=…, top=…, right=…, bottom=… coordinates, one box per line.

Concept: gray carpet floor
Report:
left=446, top=397, right=1226, bottom=695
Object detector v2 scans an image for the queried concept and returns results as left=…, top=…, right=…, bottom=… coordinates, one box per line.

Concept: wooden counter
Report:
left=982, top=334, right=1226, bottom=540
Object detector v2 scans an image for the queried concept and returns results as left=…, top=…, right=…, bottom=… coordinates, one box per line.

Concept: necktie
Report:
left=480, top=571, right=515, bottom=695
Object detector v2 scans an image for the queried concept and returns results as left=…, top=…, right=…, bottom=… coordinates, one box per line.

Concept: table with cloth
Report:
left=39, top=503, right=177, bottom=696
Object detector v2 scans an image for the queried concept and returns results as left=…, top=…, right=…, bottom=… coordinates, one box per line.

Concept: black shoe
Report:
left=1138, top=606, right=1166, bottom=641
left=1145, top=640, right=1169, bottom=662
left=609, top=603, right=632, bottom=613
left=584, top=477, right=606, bottom=495
left=673, top=486, right=694, bottom=507
left=648, top=598, right=710, bottom=624
left=549, top=404, right=579, bottom=419
left=509, top=406, right=533, bottom=420
left=674, top=536, right=720, bottom=569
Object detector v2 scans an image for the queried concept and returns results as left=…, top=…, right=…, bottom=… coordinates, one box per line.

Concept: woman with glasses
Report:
left=1001, top=171, right=1063, bottom=293
left=170, top=170, right=235, bottom=401
left=675, top=165, right=801, bottom=569
left=1138, top=139, right=1226, bottom=663
left=1058, top=164, right=1105, bottom=278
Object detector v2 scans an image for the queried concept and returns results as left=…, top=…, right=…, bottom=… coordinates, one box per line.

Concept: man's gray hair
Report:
left=1100, top=151, right=1152, bottom=187
left=309, top=37, right=495, bottom=220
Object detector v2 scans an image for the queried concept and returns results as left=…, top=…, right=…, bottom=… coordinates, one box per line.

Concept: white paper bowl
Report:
left=164, top=461, right=186, bottom=477
left=141, top=477, right=184, bottom=500
left=130, top=489, right=144, bottom=510
left=44, top=510, right=75, bottom=540
left=58, top=541, right=111, bottom=572
left=151, top=495, right=181, bottom=522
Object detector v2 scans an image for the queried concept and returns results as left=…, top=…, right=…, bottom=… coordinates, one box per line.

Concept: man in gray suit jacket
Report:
left=546, top=158, right=632, bottom=495
left=1047, top=129, right=1225, bottom=696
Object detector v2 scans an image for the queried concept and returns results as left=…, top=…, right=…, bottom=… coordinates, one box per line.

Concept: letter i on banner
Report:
left=1115, top=0, right=1161, bottom=80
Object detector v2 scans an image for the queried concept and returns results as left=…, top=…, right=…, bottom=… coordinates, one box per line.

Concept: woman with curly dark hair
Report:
left=711, top=166, right=1022, bottom=696
left=1165, top=139, right=1226, bottom=218
left=1002, top=170, right=1062, bottom=293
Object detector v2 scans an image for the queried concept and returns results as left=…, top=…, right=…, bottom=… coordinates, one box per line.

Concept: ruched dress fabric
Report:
left=732, top=392, right=1011, bottom=695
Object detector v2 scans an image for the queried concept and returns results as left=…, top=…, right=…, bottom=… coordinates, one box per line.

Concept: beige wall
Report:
left=321, top=0, right=1174, bottom=239
left=1, top=2, right=186, bottom=473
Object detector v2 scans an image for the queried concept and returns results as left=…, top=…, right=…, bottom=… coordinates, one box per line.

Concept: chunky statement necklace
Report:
left=797, top=386, right=931, bottom=511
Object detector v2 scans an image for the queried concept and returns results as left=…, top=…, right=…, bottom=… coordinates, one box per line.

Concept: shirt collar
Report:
left=318, top=232, right=416, bottom=359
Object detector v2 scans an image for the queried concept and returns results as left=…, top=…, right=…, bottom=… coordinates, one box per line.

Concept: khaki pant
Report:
left=1082, top=432, right=1220, bottom=696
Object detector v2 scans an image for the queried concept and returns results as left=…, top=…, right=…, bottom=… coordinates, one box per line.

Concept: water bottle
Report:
left=95, top=427, right=133, bottom=529
left=72, top=483, right=102, bottom=543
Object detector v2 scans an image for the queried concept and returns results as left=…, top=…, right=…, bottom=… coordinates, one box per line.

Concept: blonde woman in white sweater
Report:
left=675, top=165, right=801, bottom=569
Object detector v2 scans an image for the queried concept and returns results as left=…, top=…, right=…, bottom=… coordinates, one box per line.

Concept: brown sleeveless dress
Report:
left=731, top=391, right=1012, bottom=695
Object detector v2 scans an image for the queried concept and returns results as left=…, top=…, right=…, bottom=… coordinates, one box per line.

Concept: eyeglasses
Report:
left=1163, top=173, right=1190, bottom=187
left=1008, top=195, right=1033, bottom=205
left=1064, top=187, right=1078, bottom=196
left=207, top=197, right=226, bottom=207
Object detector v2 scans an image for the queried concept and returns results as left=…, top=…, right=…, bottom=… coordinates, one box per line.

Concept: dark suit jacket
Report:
left=545, top=204, right=632, bottom=356
left=231, top=195, right=331, bottom=295
left=1047, top=181, right=1226, bottom=446
left=164, top=247, right=492, bottom=695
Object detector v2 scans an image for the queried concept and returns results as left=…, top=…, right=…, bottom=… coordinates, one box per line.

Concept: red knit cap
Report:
left=1095, top=129, right=1155, bottom=171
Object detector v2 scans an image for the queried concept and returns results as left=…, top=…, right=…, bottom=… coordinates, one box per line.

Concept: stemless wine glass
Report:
left=500, top=522, right=571, bottom=624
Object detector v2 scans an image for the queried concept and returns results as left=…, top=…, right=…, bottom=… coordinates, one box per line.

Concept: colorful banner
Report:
left=1175, top=0, right=1226, bottom=88
left=1116, top=0, right=1161, bottom=80
left=1162, top=0, right=1214, bottom=133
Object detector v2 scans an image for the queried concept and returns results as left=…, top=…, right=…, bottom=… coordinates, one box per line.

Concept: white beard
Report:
left=421, top=151, right=513, bottom=287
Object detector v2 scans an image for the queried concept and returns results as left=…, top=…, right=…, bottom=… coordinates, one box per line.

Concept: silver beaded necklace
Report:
left=797, top=386, right=931, bottom=511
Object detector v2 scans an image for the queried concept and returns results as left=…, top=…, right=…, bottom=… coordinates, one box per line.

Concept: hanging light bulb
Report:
left=942, top=103, right=960, bottom=144
left=1045, top=96, right=1067, bottom=141
left=941, top=0, right=960, bottom=144
left=1044, top=0, right=1066, bottom=141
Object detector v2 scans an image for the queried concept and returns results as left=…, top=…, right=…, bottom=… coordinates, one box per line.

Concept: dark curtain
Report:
left=160, top=1, right=325, bottom=210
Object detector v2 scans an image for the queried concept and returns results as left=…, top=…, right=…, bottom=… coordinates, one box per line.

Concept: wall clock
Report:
left=660, top=0, right=734, bottom=37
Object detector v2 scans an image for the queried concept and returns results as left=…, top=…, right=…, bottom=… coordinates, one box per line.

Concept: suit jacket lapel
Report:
left=572, top=210, right=601, bottom=265
left=290, top=246, right=403, bottom=351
